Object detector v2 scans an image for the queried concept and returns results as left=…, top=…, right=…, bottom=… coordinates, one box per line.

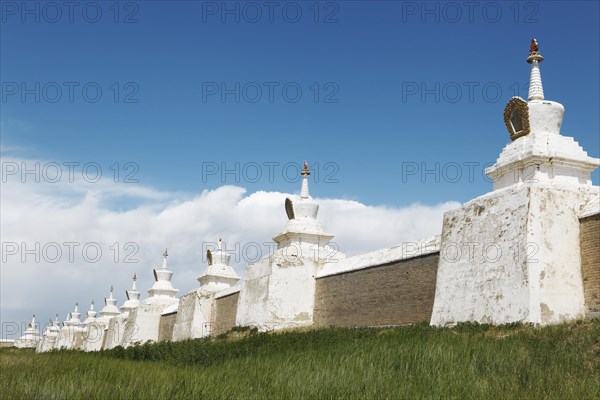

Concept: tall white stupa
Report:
left=145, top=249, right=179, bottom=306
left=172, top=239, right=241, bottom=341
left=123, top=250, right=180, bottom=346
left=486, top=38, right=599, bottom=189
left=82, top=301, right=97, bottom=325
left=273, top=161, right=334, bottom=249
left=56, top=303, right=84, bottom=349
left=99, top=287, right=121, bottom=319
left=431, top=39, right=600, bottom=326
left=36, top=314, right=61, bottom=352
left=68, top=304, right=81, bottom=325
left=120, top=273, right=141, bottom=315
left=15, top=315, right=41, bottom=348
left=198, top=239, right=241, bottom=293
left=103, top=274, right=142, bottom=350
left=236, top=161, right=344, bottom=331
left=82, top=287, right=120, bottom=352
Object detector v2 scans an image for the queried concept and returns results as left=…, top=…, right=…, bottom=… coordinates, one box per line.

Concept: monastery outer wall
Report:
left=212, top=291, right=240, bottom=335
left=103, top=316, right=126, bottom=349
left=313, top=253, right=439, bottom=327
left=158, top=312, right=178, bottom=342
left=580, top=213, right=600, bottom=315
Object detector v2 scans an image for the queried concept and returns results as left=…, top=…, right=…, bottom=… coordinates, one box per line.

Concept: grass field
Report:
left=1, top=320, right=599, bottom=399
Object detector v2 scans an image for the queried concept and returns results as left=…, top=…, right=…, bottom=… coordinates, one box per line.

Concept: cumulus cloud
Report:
left=0, top=155, right=459, bottom=333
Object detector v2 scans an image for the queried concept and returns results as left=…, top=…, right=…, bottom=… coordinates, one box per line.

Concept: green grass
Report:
left=2, top=320, right=599, bottom=399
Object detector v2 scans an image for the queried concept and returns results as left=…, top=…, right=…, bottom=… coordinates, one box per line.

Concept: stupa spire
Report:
left=162, top=249, right=169, bottom=269
left=100, top=286, right=120, bottom=318
left=275, top=159, right=335, bottom=248
left=122, top=273, right=141, bottom=313
left=15, top=314, right=41, bottom=347
left=65, top=303, right=82, bottom=326
left=83, top=300, right=97, bottom=324
left=198, top=236, right=239, bottom=291
left=127, top=273, right=140, bottom=300
left=527, top=38, right=544, bottom=101
left=147, top=249, right=179, bottom=302
left=300, top=160, right=311, bottom=199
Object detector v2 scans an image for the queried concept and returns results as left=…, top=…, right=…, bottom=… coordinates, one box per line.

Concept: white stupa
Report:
left=43, top=314, right=61, bottom=337
left=15, top=315, right=41, bottom=348
left=82, top=301, right=97, bottom=325
left=37, top=314, right=61, bottom=352
left=198, top=239, right=241, bottom=293
left=56, top=303, right=85, bottom=349
left=486, top=38, right=599, bottom=190
left=79, top=300, right=98, bottom=350
left=273, top=161, right=334, bottom=249
left=98, top=287, right=121, bottom=320
left=236, top=161, right=344, bottom=331
left=65, top=303, right=82, bottom=326
left=145, top=249, right=179, bottom=306
left=431, top=39, right=600, bottom=326
left=123, top=251, right=180, bottom=346
left=120, top=273, right=141, bottom=315
left=102, top=274, right=142, bottom=350
left=82, top=287, right=121, bottom=352
left=171, top=241, right=239, bottom=341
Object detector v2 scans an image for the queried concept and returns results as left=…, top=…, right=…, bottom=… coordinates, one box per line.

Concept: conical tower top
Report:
left=162, top=249, right=169, bottom=269
left=527, top=38, right=544, bottom=101
left=125, top=272, right=141, bottom=304
left=300, top=160, right=311, bottom=199
left=147, top=249, right=179, bottom=302
left=100, top=286, right=120, bottom=318
left=84, top=300, right=97, bottom=323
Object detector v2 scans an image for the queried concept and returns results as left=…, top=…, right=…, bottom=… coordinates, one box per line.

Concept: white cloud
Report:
left=0, top=155, right=459, bottom=333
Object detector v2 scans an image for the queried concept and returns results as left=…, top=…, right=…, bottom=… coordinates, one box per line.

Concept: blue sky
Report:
left=1, top=1, right=599, bottom=329
left=2, top=0, right=598, bottom=205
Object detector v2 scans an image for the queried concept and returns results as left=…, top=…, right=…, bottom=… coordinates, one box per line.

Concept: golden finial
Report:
left=301, top=160, right=311, bottom=176
left=527, top=38, right=543, bottom=63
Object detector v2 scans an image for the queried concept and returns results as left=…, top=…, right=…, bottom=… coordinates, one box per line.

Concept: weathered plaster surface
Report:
left=236, top=242, right=341, bottom=331
left=122, top=304, right=168, bottom=346
left=171, top=291, right=213, bottom=341
left=103, top=316, right=127, bottom=349
left=431, top=185, right=597, bottom=326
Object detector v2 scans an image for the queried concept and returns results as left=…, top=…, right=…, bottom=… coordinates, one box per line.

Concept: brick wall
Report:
left=212, top=292, right=240, bottom=335
left=158, top=312, right=177, bottom=342
left=314, top=253, right=439, bottom=327
left=580, top=213, right=600, bottom=314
